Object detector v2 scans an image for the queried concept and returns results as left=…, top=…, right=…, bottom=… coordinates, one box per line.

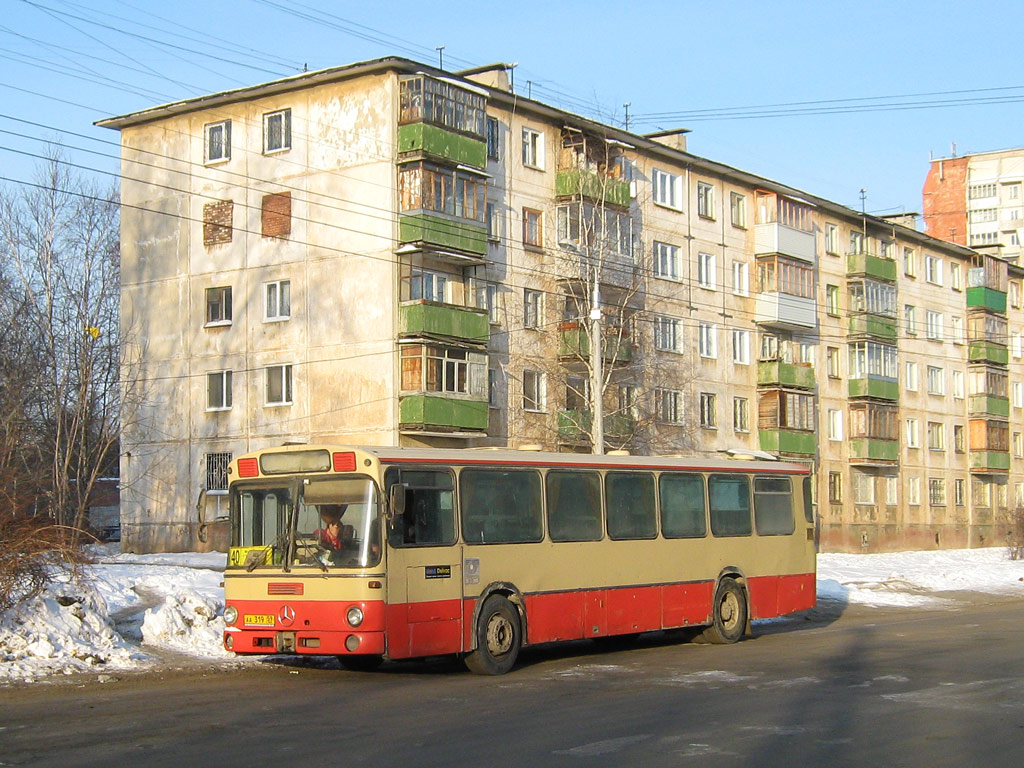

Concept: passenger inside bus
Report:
left=315, top=504, right=351, bottom=550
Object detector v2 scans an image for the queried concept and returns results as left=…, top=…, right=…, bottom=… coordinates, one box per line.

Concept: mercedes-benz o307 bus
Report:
left=221, top=445, right=816, bottom=674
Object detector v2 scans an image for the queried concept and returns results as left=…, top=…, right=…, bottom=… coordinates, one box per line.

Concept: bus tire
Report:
left=338, top=654, right=383, bottom=672
left=700, top=578, right=747, bottom=645
left=464, top=595, right=521, bottom=675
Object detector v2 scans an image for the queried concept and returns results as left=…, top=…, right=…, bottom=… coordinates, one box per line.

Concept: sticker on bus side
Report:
left=425, top=565, right=452, bottom=579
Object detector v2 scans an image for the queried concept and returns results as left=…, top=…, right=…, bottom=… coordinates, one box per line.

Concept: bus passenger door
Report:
left=384, top=470, right=464, bottom=659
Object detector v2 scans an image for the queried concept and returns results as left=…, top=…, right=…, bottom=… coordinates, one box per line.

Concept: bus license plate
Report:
left=244, top=614, right=275, bottom=627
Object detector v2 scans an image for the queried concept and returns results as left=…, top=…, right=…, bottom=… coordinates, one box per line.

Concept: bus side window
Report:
left=546, top=470, right=602, bottom=542
left=606, top=472, right=656, bottom=540
left=753, top=476, right=794, bottom=536
left=708, top=474, right=752, bottom=537
left=385, top=469, right=456, bottom=547
left=802, top=476, right=814, bottom=523
left=460, top=469, right=543, bottom=544
left=660, top=473, right=707, bottom=538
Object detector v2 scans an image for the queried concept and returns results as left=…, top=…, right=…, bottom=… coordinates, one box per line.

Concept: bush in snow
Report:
left=0, top=517, right=88, bottom=612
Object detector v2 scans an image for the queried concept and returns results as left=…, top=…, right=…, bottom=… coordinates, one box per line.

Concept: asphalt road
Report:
left=2, top=595, right=1023, bottom=768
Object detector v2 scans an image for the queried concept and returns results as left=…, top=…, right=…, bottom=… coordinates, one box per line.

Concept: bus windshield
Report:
left=232, top=476, right=381, bottom=570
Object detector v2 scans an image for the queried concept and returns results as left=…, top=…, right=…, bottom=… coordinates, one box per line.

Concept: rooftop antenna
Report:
left=527, top=80, right=534, bottom=99
left=951, top=141, right=957, bottom=158
left=860, top=188, right=868, bottom=239
left=624, top=102, right=631, bottom=131
left=507, top=62, right=518, bottom=94
left=435, top=45, right=445, bottom=70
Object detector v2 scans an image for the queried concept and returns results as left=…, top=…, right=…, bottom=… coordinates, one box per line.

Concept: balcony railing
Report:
left=847, top=252, right=897, bottom=282
left=398, top=301, right=489, bottom=345
left=758, top=429, right=816, bottom=456
left=397, top=123, right=487, bottom=169
left=757, top=360, right=815, bottom=390
left=555, top=169, right=631, bottom=208
left=558, top=322, right=633, bottom=364
left=848, top=377, right=899, bottom=401
left=968, top=340, right=1009, bottom=366
left=849, top=438, right=899, bottom=464
left=848, top=314, right=898, bottom=341
left=399, top=394, right=488, bottom=433
left=754, top=293, right=817, bottom=330
left=968, top=394, right=1010, bottom=418
left=557, top=410, right=634, bottom=443
left=969, top=450, right=1010, bottom=473
left=754, top=221, right=816, bottom=263
left=965, top=287, right=1007, bottom=313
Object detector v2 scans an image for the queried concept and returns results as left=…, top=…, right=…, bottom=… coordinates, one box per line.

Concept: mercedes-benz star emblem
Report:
left=278, top=605, right=295, bottom=626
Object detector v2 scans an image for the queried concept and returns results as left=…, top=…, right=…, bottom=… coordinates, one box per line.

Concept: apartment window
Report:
left=825, top=223, right=839, bottom=255
left=950, top=315, right=964, bottom=344
left=204, top=120, right=230, bottom=163
left=618, top=385, right=638, bottom=419
left=1014, top=381, right=1024, bottom=408
left=655, top=388, right=682, bottom=424
left=969, top=183, right=997, bottom=199
left=928, top=478, right=946, bottom=506
left=654, top=315, right=682, bottom=352
left=908, top=477, right=920, bottom=506
left=262, top=192, right=292, bottom=238
left=852, top=472, right=874, bottom=505
left=523, top=289, right=542, bottom=329
left=903, top=247, right=917, bottom=277
left=732, top=260, right=749, bottom=296
left=699, top=392, right=717, bottom=429
left=880, top=240, right=894, bottom=259
left=758, top=390, right=815, bottom=432
left=950, top=262, right=962, bottom=291
left=1015, top=431, right=1024, bottom=458
left=264, top=280, right=291, bottom=321
left=906, top=418, right=920, bottom=448
left=399, top=162, right=486, bottom=222
left=733, top=397, right=749, bottom=432
left=970, top=232, right=999, bottom=246
left=485, top=283, right=499, bottom=324
left=486, top=116, right=500, bottom=161
left=828, top=472, right=842, bottom=503
left=925, top=254, right=943, bottom=285
left=926, top=366, right=945, bottom=395
left=955, top=479, right=966, bottom=507
left=1013, top=332, right=1023, bottom=360
left=410, top=269, right=448, bottom=303
left=826, top=346, right=840, bottom=378
left=905, top=361, right=918, bottom=392
left=954, top=424, right=965, bottom=453
left=203, top=200, right=233, bottom=246
left=904, top=305, right=917, bottom=335
left=850, top=230, right=865, bottom=255
left=521, top=127, right=544, bottom=169
left=732, top=330, right=750, bottom=365
left=953, top=370, right=965, bottom=399
left=885, top=476, right=898, bottom=506
left=698, top=252, right=716, bottom=289
left=263, top=109, right=291, bottom=153
left=697, top=181, right=715, bottom=219
left=205, top=286, right=232, bottom=325
left=207, top=371, right=232, bottom=411
left=265, top=364, right=293, bottom=406
left=848, top=341, right=898, bottom=380
left=1010, top=280, right=1021, bottom=308
left=488, top=369, right=498, bottom=407
left=399, top=75, right=486, bottom=137
left=522, top=208, right=542, bottom=249
left=970, top=207, right=998, bottom=223
left=925, top=310, right=943, bottom=341
left=565, top=376, right=588, bottom=411
left=730, top=192, right=747, bottom=228
left=206, top=452, right=231, bottom=493
left=828, top=409, right=843, bottom=441
left=522, top=370, right=546, bottom=411
left=825, top=284, right=839, bottom=316
left=698, top=322, right=717, bottom=359
left=400, top=346, right=485, bottom=395
left=756, top=255, right=814, bottom=298
left=486, top=203, right=502, bottom=242
left=652, top=169, right=682, bottom=209
left=927, top=422, right=945, bottom=451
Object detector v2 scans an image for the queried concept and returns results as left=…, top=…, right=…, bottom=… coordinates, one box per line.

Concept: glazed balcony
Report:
left=398, top=301, right=489, bottom=345
left=757, top=360, right=815, bottom=390
left=399, top=394, right=488, bottom=434
left=754, top=222, right=816, bottom=263
left=847, top=252, right=897, bottom=282
left=397, top=123, right=487, bottom=169
left=555, top=169, right=631, bottom=208
left=758, top=429, right=816, bottom=456
left=849, top=438, right=899, bottom=464
left=558, top=322, right=633, bottom=364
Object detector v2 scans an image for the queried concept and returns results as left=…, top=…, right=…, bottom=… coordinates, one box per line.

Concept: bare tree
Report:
left=0, top=149, right=121, bottom=532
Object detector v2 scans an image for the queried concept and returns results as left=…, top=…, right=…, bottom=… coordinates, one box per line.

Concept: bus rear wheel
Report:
left=700, top=578, right=747, bottom=644
left=464, top=595, right=521, bottom=675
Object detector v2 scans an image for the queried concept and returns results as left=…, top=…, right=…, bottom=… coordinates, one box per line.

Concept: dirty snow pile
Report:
left=0, top=545, right=232, bottom=684
left=3, top=546, right=1024, bottom=684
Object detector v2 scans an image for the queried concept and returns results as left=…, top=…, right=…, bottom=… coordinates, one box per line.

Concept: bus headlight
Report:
left=223, top=606, right=238, bottom=625
left=346, top=606, right=364, bottom=627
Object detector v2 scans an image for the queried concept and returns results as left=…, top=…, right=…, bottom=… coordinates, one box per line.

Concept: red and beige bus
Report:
left=221, top=445, right=816, bottom=674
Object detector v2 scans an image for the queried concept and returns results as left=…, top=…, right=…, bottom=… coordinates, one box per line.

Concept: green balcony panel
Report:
left=558, top=325, right=633, bottom=363
left=399, top=394, right=488, bottom=432
left=969, top=450, right=1011, bottom=472
left=848, top=378, right=899, bottom=400
left=557, top=410, right=634, bottom=442
left=604, top=413, right=635, bottom=440
left=759, top=429, right=817, bottom=456
left=968, top=341, right=1009, bottom=366
left=849, top=438, right=899, bottom=462
left=849, top=314, right=898, bottom=341
left=397, top=123, right=487, bottom=169
left=968, top=394, right=1010, bottom=418
left=555, top=169, right=631, bottom=208
left=966, top=286, right=1007, bottom=313
left=757, top=361, right=816, bottom=389
left=398, top=302, right=489, bottom=344
left=847, top=252, right=897, bottom=282
left=399, top=213, right=487, bottom=255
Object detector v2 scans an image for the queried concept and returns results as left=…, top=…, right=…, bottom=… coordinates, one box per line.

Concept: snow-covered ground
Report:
left=2, top=546, right=1023, bottom=685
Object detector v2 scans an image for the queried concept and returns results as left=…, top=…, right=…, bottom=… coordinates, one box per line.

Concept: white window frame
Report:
left=205, top=120, right=231, bottom=164
left=825, top=223, right=839, bottom=255
left=521, top=127, right=544, bottom=170
left=828, top=409, right=843, bottom=441
left=205, top=286, right=232, bottom=326
left=697, top=181, right=715, bottom=219
left=925, top=254, right=943, bottom=286
left=852, top=472, right=874, bottom=505
left=652, top=168, right=682, bottom=210
left=699, top=392, right=717, bottom=429
left=885, top=476, right=898, bottom=506
left=655, top=388, right=682, bottom=424
left=524, top=289, right=542, bottom=329
left=654, top=315, right=682, bottom=352
left=1014, top=381, right=1024, bottom=409
left=653, top=241, right=681, bottom=280
left=522, top=369, right=546, bottom=412
left=906, top=418, right=920, bottom=448
left=206, top=370, right=232, bottom=411
left=730, top=192, right=747, bottom=228
left=698, top=252, right=716, bottom=290
left=733, top=396, right=748, bottom=432
left=263, top=109, right=291, bottom=154
left=732, top=260, right=749, bottom=296
left=905, top=361, right=918, bottom=392
left=265, top=364, right=293, bottom=406
left=926, top=365, right=945, bottom=396
left=698, top=322, right=717, bottom=359
left=908, top=476, right=921, bottom=506
left=925, top=310, right=943, bottom=341
left=953, top=370, right=965, bottom=400
left=732, top=329, right=750, bottom=365
left=950, top=315, right=964, bottom=344
left=264, top=279, right=291, bottom=322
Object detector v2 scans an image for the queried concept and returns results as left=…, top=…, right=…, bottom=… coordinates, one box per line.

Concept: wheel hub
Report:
left=485, top=614, right=513, bottom=655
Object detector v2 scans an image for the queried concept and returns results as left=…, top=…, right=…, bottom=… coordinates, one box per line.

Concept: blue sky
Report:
left=5, top=0, right=1023, bottom=218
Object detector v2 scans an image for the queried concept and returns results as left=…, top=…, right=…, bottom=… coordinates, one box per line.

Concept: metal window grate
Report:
left=206, top=452, right=232, bottom=491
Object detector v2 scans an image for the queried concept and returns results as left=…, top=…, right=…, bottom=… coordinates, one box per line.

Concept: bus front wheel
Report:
left=465, top=595, right=521, bottom=675
left=700, top=578, right=747, bottom=644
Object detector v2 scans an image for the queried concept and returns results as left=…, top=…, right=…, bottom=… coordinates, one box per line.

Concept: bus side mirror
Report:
left=196, top=489, right=208, bottom=543
left=388, top=485, right=406, bottom=524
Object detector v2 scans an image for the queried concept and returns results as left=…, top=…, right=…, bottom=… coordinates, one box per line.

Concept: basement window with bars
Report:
left=206, top=452, right=231, bottom=492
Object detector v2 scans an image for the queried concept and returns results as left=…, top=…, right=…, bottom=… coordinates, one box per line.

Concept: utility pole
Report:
left=623, top=102, right=631, bottom=132
left=435, top=46, right=445, bottom=70
left=589, top=265, right=604, bottom=455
